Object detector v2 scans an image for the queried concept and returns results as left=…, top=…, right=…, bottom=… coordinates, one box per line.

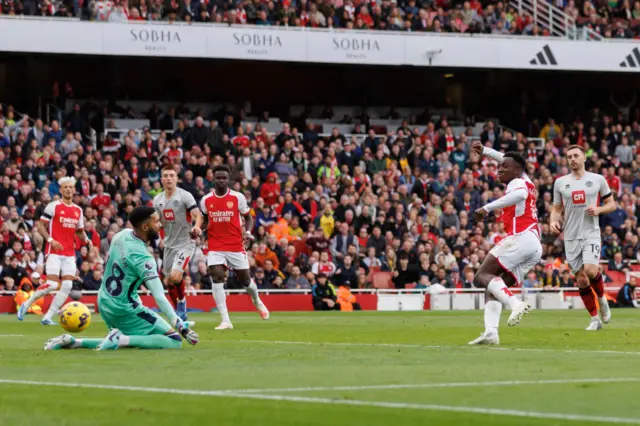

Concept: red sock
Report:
left=579, top=287, right=598, bottom=317
left=590, top=273, right=604, bottom=298
left=175, top=280, right=186, bottom=300
left=168, top=285, right=179, bottom=307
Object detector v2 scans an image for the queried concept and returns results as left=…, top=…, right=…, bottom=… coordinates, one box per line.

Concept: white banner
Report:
left=207, top=26, right=307, bottom=62
left=1, top=18, right=639, bottom=73
left=306, top=30, right=405, bottom=65
left=102, top=24, right=207, bottom=57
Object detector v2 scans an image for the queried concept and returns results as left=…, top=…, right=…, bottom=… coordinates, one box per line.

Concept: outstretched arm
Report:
left=483, top=188, right=527, bottom=213
left=146, top=276, right=179, bottom=325
left=474, top=184, right=527, bottom=222
left=472, top=141, right=504, bottom=163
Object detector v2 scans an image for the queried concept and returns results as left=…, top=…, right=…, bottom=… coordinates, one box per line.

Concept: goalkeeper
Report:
left=45, top=206, right=198, bottom=351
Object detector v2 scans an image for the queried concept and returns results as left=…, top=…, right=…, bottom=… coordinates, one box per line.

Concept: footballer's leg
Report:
left=44, top=334, right=105, bottom=350
left=208, top=253, right=233, bottom=329
left=169, top=247, right=193, bottom=322
left=233, top=252, right=269, bottom=320
left=45, top=308, right=118, bottom=350
left=582, top=238, right=610, bottom=324
left=163, top=248, right=179, bottom=308
left=470, top=236, right=535, bottom=344
left=569, top=240, right=602, bottom=330
left=96, top=308, right=182, bottom=350
left=41, top=256, right=76, bottom=325
left=19, top=255, right=62, bottom=322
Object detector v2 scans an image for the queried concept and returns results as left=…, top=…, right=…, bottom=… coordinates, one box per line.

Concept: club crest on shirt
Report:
left=227, top=201, right=233, bottom=209
left=565, top=184, right=570, bottom=189
left=585, top=181, right=593, bottom=187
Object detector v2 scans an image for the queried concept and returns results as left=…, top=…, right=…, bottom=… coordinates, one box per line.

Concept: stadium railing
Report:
left=103, top=127, right=546, bottom=150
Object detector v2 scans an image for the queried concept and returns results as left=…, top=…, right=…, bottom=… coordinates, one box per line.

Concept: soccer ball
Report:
left=59, top=302, right=92, bottom=333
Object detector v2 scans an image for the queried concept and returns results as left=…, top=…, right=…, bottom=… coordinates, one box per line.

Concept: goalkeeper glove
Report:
left=173, top=318, right=199, bottom=346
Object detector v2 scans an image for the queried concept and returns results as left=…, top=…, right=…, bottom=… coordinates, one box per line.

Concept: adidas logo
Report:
left=529, top=45, right=558, bottom=66
left=620, top=47, right=640, bottom=68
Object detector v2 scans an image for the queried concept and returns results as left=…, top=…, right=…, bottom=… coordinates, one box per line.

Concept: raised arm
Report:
left=472, top=141, right=504, bottom=163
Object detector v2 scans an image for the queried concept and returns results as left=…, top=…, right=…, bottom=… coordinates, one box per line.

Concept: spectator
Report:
left=608, top=252, right=629, bottom=272
left=311, top=251, right=337, bottom=277
left=617, top=277, right=638, bottom=307
left=285, top=266, right=311, bottom=289
left=333, top=255, right=358, bottom=288
left=255, top=242, right=280, bottom=270
left=392, top=254, right=420, bottom=289
left=331, top=222, right=357, bottom=261
left=311, top=274, right=338, bottom=311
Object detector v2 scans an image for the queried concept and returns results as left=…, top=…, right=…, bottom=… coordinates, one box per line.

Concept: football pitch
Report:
left=1, top=310, right=640, bottom=426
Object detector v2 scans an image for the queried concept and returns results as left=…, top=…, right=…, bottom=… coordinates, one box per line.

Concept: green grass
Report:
left=1, top=310, right=640, bottom=426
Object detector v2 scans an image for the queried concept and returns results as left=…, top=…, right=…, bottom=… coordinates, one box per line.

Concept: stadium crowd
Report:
left=1, top=0, right=640, bottom=39
left=0, top=98, right=639, bottom=296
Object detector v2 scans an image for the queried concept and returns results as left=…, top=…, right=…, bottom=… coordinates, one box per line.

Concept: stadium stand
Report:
left=0, top=95, right=638, bottom=296
left=2, top=0, right=639, bottom=39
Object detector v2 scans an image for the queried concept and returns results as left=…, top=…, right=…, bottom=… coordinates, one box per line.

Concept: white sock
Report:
left=43, top=280, right=72, bottom=321
left=487, top=277, right=520, bottom=310
left=118, top=335, right=130, bottom=348
left=212, top=283, right=231, bottom=324
left=244, top=278, right=260, bottom=307
left=23, top=279, right=57, bottom=311
left=484, top=299, right=502, bottom=333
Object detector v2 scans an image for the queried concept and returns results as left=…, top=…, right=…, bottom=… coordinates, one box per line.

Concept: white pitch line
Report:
left=0, top=379, right=639, bottom=424
left=237, top=339, right=640, bottom=356
left=0, top=334, right=24, bottom=337
left=232, top=377, right=640, bottom=394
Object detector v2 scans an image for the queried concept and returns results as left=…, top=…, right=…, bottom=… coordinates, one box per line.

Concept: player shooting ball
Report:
left=551, top=145, right=616, bottom=331
left=469, top=143, right=542, bottom=345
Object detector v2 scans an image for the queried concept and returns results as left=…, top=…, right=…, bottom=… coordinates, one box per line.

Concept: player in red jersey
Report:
left=17, top=177, right=92, bottom=325
left=468, top=144, right=542, bottom=345
left=200, top=164, right=269, bottom=330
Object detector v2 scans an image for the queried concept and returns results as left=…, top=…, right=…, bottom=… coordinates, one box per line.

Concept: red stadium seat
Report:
left=372, top=272, right=393, bottom=289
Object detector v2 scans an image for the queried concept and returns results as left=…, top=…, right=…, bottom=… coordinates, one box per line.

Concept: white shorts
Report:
left=163, top=245, right=195, bottom=275
left=207, top=251, right=250, bottom=271
left=489, top=231, right=542, bottom=285
left=46, top=254, right=77, bottom=277
left=565, top=237, right=601, bottom=273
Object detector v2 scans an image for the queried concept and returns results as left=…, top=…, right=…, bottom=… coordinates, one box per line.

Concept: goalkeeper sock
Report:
left=212, top=282, right=232, bottom=325
left=244, top=278, right=260, bottom=307
left=579, top=286, right=598, bottom=317
left=484, top=300, right=502, bottom=333
left=590, top=273, right=604, bottom=298
left=119, top=334, right=181, bottom=349
left=176, top=280, right=186, bottom=301
left=43, top=280, right=72, bottom=321
left=487, top=277, right=519, bottom=310
left=70, top=338, right=103, bottom=349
